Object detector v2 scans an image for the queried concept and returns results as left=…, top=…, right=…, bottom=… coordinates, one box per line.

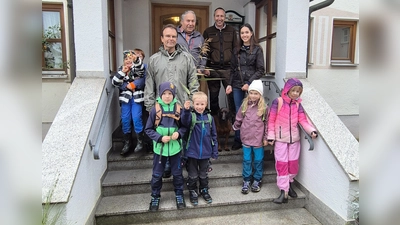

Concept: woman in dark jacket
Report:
left=226, top=23, right=265, bottom=149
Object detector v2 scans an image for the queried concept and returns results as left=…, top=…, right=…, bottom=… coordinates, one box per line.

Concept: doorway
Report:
left=151, top=3, right=209, bottom=54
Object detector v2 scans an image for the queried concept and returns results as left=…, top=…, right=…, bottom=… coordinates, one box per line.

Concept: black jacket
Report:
left=229, top=45, right=265, bottom=88
left=203, top=24, right=238, bottom=69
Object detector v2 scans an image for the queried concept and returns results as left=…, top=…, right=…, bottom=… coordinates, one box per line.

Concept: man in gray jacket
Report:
left=177, top=10, right=207, bottom=73
left=145, top=24, right=199, bottom=112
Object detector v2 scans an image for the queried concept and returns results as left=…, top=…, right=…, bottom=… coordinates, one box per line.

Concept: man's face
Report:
left=214, top=9, right=225, bottom=28
left=181, top=13, right=196, bottom=34
left=161, top=27, right=177, bottom=52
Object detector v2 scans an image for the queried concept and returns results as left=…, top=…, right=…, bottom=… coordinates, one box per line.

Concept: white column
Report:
left=73, top=0, right=109, bottom=78
left=244, top=2, right=256, bottom=29
left=275, top=0, right=309, bottom=87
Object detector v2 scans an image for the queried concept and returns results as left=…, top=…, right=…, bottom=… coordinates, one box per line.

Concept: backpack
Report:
left=186, top=112, right=214, bottom=149
left=154, top=102, right=181, bottom=128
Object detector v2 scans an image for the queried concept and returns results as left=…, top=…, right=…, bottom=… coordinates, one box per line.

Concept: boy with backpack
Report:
left=182, top=91, right=218, bottom=205
left=144, top=82, right=187, bottom=211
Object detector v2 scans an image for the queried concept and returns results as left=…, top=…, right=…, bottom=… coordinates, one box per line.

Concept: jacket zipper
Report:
left=289, top=100, right=292, bottom=143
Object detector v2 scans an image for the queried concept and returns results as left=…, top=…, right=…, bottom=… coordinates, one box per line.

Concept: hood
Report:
left=282, top=78, right=303, bottom=104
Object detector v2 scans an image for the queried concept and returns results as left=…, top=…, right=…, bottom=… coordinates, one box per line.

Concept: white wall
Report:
left=308, top=69, right=359, bottom=115
left=308, top=0, right=359, bottom=116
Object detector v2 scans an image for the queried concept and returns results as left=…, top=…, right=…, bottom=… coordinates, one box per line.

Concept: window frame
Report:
left=42, top=3, right=67, bottom=76
left=255, top=0, right=277, bottom=75
left=331, top=20, right=357, bottom=65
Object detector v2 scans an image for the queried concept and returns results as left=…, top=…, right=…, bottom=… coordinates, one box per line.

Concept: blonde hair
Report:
left=241, top=93, right=267, bottom=117
left=192, top=91, right=208, bottom=103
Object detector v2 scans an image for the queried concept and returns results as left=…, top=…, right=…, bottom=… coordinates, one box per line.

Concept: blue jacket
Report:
left=182, top=108, right=218, bottom=159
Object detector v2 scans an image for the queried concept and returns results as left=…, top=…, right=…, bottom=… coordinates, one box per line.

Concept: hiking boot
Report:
left=134, top=132, right=144, bottom=153
left=273, top=190, right=288, bottom=204
left=251, top=180, right=262, bottom=192
left=149, top=196, right=160, bottom=212
left=175, top=195, right=186, bottom=209
left=288, top=183, right=298, bottom=198
left=200, top=188, right=212, bottom=203
left=121, top=133, right=132, bottom=156
left=231, top=141, right=242, bottom=150
left=189, top=190, right=198, bottom=206
left=241, top=180, right=250, bottom=194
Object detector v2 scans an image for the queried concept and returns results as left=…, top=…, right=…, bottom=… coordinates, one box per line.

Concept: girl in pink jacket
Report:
left=267, top=78, right=318, bottom=204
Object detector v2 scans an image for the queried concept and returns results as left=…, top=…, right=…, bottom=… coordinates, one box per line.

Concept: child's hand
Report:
left=184, top=100, right=191, bottom=110
left=263, top=140, right=268, bottom=146
left=122, top=65, right=130, bottom=73
left=127, top=54, right=137, bottom=62
left=267, top=140, right=274, bottom=145
left=171, top=132, right=179, bottom=140
left=311, top=131, right=318, bottom=139
left=161, top=136, right=171, bottom=143
left=127, top=82, right=136, bottom=91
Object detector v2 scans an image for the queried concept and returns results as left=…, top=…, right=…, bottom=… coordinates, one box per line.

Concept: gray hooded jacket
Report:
left=144, top=44, right=200, bottom=111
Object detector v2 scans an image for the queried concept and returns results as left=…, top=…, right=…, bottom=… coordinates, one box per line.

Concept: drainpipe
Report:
left=67, top=0, right=76, bottom=83
left=306, top=0, right=335, bottom=77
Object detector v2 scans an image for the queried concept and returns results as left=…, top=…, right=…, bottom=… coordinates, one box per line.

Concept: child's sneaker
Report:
left=241, top=180, right=250, bottom=194
left=189, top=190, right=198, bottom=206
left=251, top=180, right=261, bottom=192
left=200, top=188, right=212, bottom=203
left=175, top=195, right=186, bottom=209
left=149, top=196, right=160, bottom=212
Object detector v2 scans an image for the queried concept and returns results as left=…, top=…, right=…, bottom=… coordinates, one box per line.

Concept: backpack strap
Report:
left=186, top=112, right=214, bottom=149
left=154, top=102, right=162, bottom=128
left=277, top=97, right=299, bottom=113
left=154, top=102, right=181, bottom=128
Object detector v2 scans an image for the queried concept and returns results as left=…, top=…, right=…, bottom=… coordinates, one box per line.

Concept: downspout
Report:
left=67, top=0, right=76, bottom=83
left=306, top=0, right=335, bottom=77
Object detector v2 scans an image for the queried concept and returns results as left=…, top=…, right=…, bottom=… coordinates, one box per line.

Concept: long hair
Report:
left=241, top=93, right=267, bottom=117
left=236, top=23, right=260, bottom=54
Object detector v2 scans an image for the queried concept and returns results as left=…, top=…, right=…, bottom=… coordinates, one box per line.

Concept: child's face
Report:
left=288, top=86, right=302, bottom=100
left=161, top=90, right=173, bottom=104
left=248, top=90, right=261, bottom=102
left=134, top=51, right=143, bottom=61
left=193, top=97, right=207, bottom=114
left=124, top=59, right=133, bottom=67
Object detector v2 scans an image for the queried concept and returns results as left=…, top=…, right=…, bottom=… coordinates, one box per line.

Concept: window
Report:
left=331, top=20, right=357, bottom=64
left=42, top=3, right=67, bottom=74
left=256, top=0, right=277, bottom=75
left=108, top=0, right=117, bottom=73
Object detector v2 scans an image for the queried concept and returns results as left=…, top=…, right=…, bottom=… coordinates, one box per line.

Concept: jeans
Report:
left=232, top=88, right=246, bottom=143
left=121, top=100, right=143, bottom=134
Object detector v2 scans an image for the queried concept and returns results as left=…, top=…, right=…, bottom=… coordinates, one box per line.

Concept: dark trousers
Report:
left=186, top=157, right=209, bottom=190
left=151, top=153, right=184, bottom=197
left=207, top=69, right=235, bottom=116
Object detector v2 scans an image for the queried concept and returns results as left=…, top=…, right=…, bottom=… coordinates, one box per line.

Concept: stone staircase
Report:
left=94, top=135, right=321, bottom=225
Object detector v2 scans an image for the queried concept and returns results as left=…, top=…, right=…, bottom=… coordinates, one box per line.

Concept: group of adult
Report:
left=115, top=7, right=266, bottom=156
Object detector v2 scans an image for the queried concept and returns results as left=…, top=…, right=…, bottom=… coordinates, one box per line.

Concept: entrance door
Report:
left=151, top=4, right=210, bottom=93
left=151, top=4, right=209, bottom=54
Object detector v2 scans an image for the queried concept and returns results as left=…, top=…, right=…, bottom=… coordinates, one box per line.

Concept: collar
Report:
left=214, top=23, right=226, bottom=31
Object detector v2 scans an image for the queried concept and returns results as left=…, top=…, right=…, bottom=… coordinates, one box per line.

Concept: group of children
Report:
left=112, top=50, right=318, bottom=212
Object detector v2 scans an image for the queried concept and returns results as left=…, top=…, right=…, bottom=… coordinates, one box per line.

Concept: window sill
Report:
left=42, top=71, right=68, bottom=79
left=330, top=63, right=358, bottom=67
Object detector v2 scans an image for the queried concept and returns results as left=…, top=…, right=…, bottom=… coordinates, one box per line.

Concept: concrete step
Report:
left=102, top=161, right=277, bottom=196
left=95, top=184, right=306, bottom=225
left=132, top=208, right=322, bottom=225
left=107, top=145, right=275, bottom=171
